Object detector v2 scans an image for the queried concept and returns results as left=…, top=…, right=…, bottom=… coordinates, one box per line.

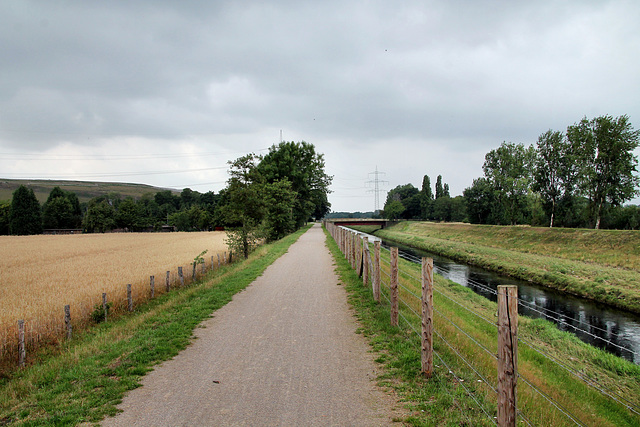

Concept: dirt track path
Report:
left=102, top=224, right=402, bottom=426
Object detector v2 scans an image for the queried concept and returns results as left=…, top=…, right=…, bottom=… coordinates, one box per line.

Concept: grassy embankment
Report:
left=357, top=221, right=640, bottom=314
left=0, top=225, right=311, bottom=426
left=325, top=226, right=640, bottom=426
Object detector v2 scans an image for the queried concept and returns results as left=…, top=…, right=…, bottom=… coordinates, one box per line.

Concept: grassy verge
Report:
left=0, top=225, right=311, bottom=426
left=367, top=222, right=640, bottom=314
left=325, top=226, right=640, bottom=426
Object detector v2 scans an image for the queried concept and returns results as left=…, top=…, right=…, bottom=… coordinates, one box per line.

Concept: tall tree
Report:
left=0, top=200, right=11, bottom=235
left=263, top=179, right=296, bottom=241
left=222, top=154, right=267, bottom=258
left=9, top=185, right=42, bottom=235
left=483, top=142, right=536, bottom=225
left=532, top=130, right=579, bottom=228
left=258, top=141, right=332, bottom=226
left=567, top=115, right=640, bottom=229
left=435, top=175, right=444, bottom=199
left=463, top=177, right=498, bottom=224
left=42, top=187, right=82, bottom=229
left=83, top=199, right=115, bottom=233
left=420, top=175, right=434, bottom=219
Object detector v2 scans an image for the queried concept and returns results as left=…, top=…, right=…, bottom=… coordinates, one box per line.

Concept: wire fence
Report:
left=324, top=222, right=640, bottom=426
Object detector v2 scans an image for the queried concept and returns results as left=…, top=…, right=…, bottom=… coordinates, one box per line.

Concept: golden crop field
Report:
left=0, top=231, right=228, bottom=366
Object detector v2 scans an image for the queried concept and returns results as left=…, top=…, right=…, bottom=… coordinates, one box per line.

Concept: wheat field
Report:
left=0, top=231, right=228, bottom=366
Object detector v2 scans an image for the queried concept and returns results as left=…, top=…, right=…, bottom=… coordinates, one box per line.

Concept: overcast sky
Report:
left=1, top=0, right=639, bottom=212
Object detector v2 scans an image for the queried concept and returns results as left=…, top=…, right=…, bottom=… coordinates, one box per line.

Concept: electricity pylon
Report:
left=366, top=166, right=388, bottom=214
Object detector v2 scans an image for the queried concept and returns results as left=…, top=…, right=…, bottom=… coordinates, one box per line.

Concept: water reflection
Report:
left=361, top=232, right=640, bottom=364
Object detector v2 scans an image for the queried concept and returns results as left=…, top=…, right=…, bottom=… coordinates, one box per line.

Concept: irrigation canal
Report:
left=347, top=228, right=640, bottom=365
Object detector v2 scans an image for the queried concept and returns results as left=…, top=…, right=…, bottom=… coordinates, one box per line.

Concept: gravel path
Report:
left=102, top=224, right=403, bottom=426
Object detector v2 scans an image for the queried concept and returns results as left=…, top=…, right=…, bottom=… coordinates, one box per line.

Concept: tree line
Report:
left=1, top=141, right=333, bottom=249
left=383, top=114, right=640, bottom=229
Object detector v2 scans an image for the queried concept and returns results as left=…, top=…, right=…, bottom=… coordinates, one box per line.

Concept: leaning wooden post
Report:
left=363, top=237, right=369, bottom=286
left=178, top=267, right=184, bottom=287
left=18, top=319, right=25, bottom=367
left=421, top=257, right=434, bottom=378
left=166, top=271, right=171, bottom=292
left=390, top=247, right=399, bottom=327
left=64, top=305, right=72, bottom=340
left=192, top=263, right=196, bottom=282
left=217, top=253, right=221, bottom=268
left=210, top=255, right=214, bottom=270
left=102, top=293, right=108, bottom=322
left=373, top=241, right=381, bottom=302
left=150, top=275, right=155, bottom=299
left=127, top=284, right=133, bottom=312
left=202, top=259, right=206, bottom=275
left=497, top=285, right=518, bottom=427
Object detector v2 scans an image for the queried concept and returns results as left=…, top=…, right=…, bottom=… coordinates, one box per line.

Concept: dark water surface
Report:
left=349, top=228, right=640, bottom=364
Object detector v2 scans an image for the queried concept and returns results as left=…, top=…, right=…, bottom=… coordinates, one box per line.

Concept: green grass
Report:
left=326, top=225, right=640, bottom=426
left=368, top=221, right=640, bottom=314
left=0, top=225, right=311, bottom=426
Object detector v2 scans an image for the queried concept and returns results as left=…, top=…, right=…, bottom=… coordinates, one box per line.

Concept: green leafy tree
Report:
left=383, top=200, right=405, bottom=220
left=463, top=177, right=499, bottom=224
left=483, top=142, right=536, bottom=225
left=532, top=130, right=580, bottom=228
left=383, top=184, right=421, bottom=219
left=42, top=187, right=82, bottom=229
left=222, top=154, right=267, bottom=258
left=257, top=141, right=333, bottom=226
left=567, top=115, right=640, bottom=229
left=83, top=199, right=116, bottom=233
left=115, top=197, right=144, bottom=230
left=9, top=185, right=42, bottom=235
left=435, top=175, right=444, bottom=199
left=0, top=200, right=11, bottom=235
left=263, top=179, right=296, bottom=241
left=420, top=175, right=434, bottom=219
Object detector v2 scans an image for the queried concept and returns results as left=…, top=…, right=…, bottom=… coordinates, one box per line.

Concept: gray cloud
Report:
left=1, top=0, right=639, bottom=210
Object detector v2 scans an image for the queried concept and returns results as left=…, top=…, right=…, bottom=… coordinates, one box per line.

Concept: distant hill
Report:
left=0, top=179, right=179, bottom=203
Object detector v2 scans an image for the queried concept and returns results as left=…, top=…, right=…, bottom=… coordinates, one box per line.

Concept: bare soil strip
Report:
left=102, top=224, right=402, bottom=426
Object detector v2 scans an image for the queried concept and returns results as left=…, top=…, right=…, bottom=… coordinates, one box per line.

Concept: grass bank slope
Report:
left=369, top=221, right=640, bottom=314
left=0, top=179, right=178, bottom=204
left=325, top=227, right=640, bottom=426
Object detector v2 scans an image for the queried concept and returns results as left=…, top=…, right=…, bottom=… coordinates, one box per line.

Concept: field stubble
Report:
left=0, top=232, right=228, bottom=370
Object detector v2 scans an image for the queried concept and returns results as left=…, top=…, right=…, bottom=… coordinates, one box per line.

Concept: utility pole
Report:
left=366, top=166, right=388, bottom=214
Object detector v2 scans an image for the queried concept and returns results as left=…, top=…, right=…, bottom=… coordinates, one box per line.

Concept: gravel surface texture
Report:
left=102, top=224, right=403, bottom=426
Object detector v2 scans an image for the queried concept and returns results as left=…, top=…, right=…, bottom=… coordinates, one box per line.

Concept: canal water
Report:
left=347, top=228, right=640, bottom=364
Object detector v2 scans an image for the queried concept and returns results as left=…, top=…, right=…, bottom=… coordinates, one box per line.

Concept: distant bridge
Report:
left=322, top=218, right=395, bottom=229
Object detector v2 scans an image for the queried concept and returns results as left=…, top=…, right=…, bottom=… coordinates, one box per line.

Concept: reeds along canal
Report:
left=349, top=228, right=640, bottom=365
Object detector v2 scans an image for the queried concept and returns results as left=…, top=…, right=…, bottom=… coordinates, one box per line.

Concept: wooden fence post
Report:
left=497, top=285, right=518, bottom=427
left=64, top=304, right=72, bottom=340
left=102, top=292, right=108, bottom=322
left=356, top=236, right=363, bottom=277
left=192, top=263, right=196, bottom=281
left=202, top=260, right=206, bottom=275
left=421, top=257, right=433, bottom=377
left=363, top=237, right=369, bottom=286
left=211, top=255, right=214, bottom=270
left=178, top=267, right=184, bottom=287
left=217, top=253, right=221, bottom=268
left=18, top=319, right=25, bottom=367
left=353, top=233, right=358, bottom=269
left=373, top=241, right=381, bottom=302
left=390, top=247, right=399, bottom=327
left=150, top=275, right=155, bottom=299
left=127, top=284, right=133, bottom=312
left=166, top=271, right=170, bottom=292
